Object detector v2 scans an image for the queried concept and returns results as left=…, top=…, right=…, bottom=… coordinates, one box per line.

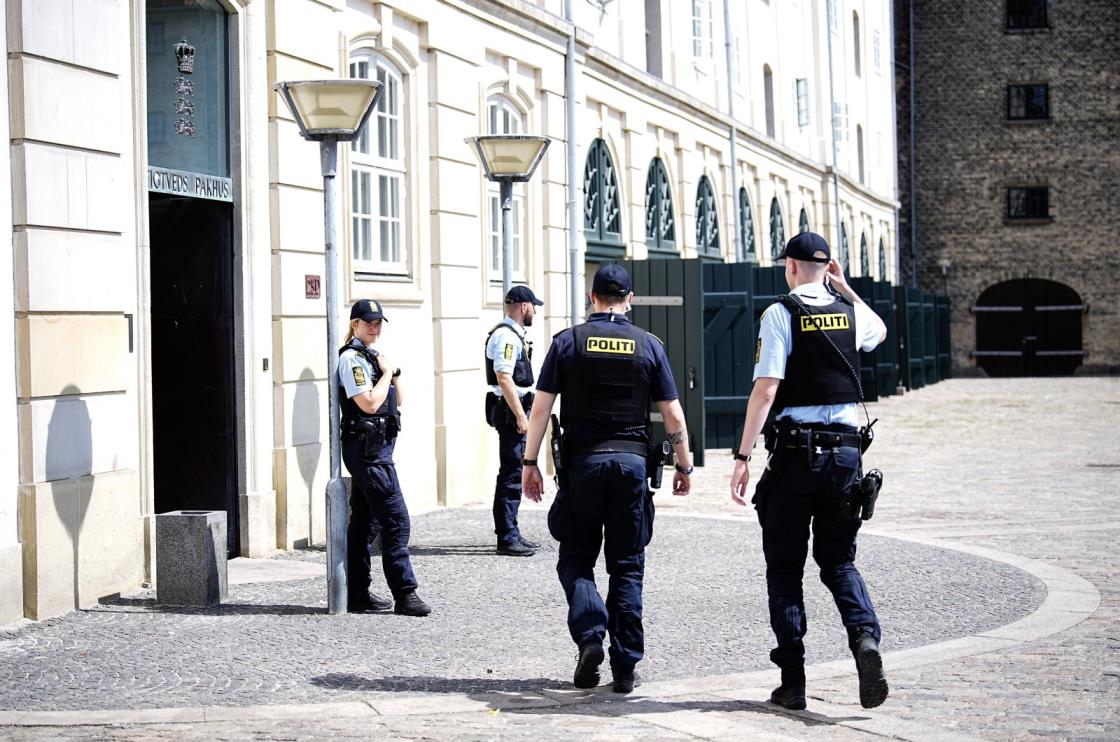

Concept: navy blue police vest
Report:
left=771, top=296, right=861, bottom=414
left=338, top=342, right=397, bottom=421
left=484, top=322, right=535, bottom=387
left=560, top=318, right=651, bottom=433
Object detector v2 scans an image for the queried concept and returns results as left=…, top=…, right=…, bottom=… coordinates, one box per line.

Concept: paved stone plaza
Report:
left=1, top=377, right=1117, bottom=740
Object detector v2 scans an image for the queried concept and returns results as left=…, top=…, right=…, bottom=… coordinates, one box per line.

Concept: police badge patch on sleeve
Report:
left=352, top=365, right=366, bottom=386
left=503, top=343, right=514, bottom=361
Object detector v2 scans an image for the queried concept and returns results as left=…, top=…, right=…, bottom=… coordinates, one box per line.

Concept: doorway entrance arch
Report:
left=973, top=278, right=1085, bottom=376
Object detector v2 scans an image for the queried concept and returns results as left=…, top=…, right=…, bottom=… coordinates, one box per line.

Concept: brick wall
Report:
left=896, top=0, right=1120, bottom=372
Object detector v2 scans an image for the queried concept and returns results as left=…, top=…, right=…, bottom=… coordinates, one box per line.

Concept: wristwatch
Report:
left=675, top=463, right=694, bottom=476
left=521, top=458, right=538, bottom=467
left=732, top=450, right=752, bottom=462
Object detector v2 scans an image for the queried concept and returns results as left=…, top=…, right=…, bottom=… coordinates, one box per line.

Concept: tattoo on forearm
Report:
left=667, top=430, right=685, bottom=445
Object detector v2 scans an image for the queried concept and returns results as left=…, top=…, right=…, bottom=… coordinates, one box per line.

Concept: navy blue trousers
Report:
left=343, top=438, right=418, bottom=599
left=549, top=452, right=653, bottom=673
left=754, top=442, right=880, bottom=669
left=493, top=421, right=525, bottom=546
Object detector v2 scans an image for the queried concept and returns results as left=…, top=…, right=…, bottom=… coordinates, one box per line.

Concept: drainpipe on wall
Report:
left=723, top=0, right=741, bottom=261
left=907, top=0, right=918, bottom=288
left=888, top=0, right=900, bottom=285
left=825, top=0, right=844, bottom=254
left=565, top=0, right=581, bottom=326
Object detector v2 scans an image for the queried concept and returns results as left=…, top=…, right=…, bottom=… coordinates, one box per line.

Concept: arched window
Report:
left=838, top=223, right=850, bottom=271
left=856, top=125, right=865, bottom=184
left=878, top=237, right=887, bottom=280
left=349, top=51, right=406, bottom=274
left=738, top=187, right=756, bottom=262
left=763, top=65, right=775, bottom=138
left=769, top=197, right=784, bottom=260
left=853, top=12, right=862, bottom=78
left=695, top=175, right=720, bottom=258
left=484, top=95, right=526, bottom=281
left=584, top=138, right=623, bottom=259
left=860, top=233, right=870, bottom=276
left=798, top=208, right=810, bottom=233
left=644, top=158, right=676, bottom=255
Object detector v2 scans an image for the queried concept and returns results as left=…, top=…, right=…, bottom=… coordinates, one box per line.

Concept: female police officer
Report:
left=339, top=299, right=430, bottom=616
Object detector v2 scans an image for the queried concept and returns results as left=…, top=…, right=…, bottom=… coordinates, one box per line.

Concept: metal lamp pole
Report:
left=499, top=179, right=513, bottom=297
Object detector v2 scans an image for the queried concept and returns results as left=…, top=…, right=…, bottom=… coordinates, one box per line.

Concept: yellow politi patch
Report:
left=799, top=313, right=850, bottom=332
left=586, top=337, right=636, bottom=354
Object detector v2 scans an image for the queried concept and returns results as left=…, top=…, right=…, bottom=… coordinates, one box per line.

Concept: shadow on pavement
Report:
left=406, top=545, right=522, bottom=557
left=100, top=597, right=325, bottom=616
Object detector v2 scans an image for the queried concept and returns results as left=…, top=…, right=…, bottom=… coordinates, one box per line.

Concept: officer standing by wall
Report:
left=338, top=299, right=430, bottom=617
left=522, top=264, right=693, bottom=694
left=484, top=286, right=544, bottom=557
left=729, top=232, right=888, bottom=709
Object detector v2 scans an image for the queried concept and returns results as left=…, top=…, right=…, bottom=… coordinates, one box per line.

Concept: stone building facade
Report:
left=896, top=0, right=1120, bottom=374
left=0, top=0, right=898, bottom=624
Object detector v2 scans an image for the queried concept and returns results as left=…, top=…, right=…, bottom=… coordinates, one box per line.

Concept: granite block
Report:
left=155, top=510, right=227, bottom=606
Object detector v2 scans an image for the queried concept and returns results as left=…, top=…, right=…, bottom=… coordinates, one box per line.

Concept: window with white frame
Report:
left=795, top=78, right=809, bottom=127
left=485, top=95, right=526, bottom=282
left=349, top=51, right=406, bottom=275
left=691, top=0, right=713, bottom=59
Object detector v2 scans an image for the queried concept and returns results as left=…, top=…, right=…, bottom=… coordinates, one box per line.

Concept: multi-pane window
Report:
left=645, top=158, right=676, bottom=254
left=584, top=138, right=624, bottom=259
left=1007, top=186, right=1050, bottom=219
left=799, top=208, right=810, bottom=233
left=860, top=234, right=870, bottom=276
left=738, top=188, right=756, bottom=262
left=1007, top=84, right=1049, bottom=120
left=838, top=223, right=850, bottom=270
left=349, top=52, right=406, bottom=274
left=878, top=237, right=887, bottom=280
left=485, top=95, right=525, bottom=281
left=1007, top=0, right=1047, bottom=30
left=695, top=176, right=720, bottom=258
left=769, top=198, right=785, bottom=260
left=691, top=0, right=713, bottom=58
left=795, top=79, right=809, bottom=127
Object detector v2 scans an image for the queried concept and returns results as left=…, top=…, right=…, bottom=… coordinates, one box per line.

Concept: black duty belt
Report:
left=766, top=425, right=861, bottom=452
left=569, top=439, right=648, bottom=456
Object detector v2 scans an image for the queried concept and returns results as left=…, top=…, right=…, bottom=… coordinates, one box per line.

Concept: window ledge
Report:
left=356, top=271, right=413, bottom=283
left=1004, top=26, right=1051, bottom=34
left=1006, top=117, right=1051, bottom=125
left=1003, top=217, right=1054, bottom=226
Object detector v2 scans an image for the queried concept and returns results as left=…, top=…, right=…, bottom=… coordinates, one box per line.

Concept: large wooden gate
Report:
left=972, top=278, right=1085, bottom=376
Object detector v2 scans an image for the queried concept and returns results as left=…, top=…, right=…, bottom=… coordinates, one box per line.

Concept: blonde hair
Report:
left=343, top=319, right=360, bottom=347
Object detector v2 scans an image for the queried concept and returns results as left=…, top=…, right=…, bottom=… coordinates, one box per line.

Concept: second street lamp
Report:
left=467, top=135, right=551, bottom=297
left=275, top=79, right=382, bottom=616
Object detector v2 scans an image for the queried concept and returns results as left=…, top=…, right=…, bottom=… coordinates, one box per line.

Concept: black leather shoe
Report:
left=769, top=665, right=807, bottom=710
left=854, top=634, right=889, bottom=709
left=611, top=668, right=640, bottom=694
left=573, top=642, right=604, bottom=689
left=519, top=536, right=541, bottom=550
left=497, top=541, right=536, bottom=557
left=347, top=591, right=392, bottom=613
left=394, top=590, right=432, bottom=617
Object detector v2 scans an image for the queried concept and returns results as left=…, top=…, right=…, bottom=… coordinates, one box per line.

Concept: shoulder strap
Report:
left=779, top=292, right=864, bottom=404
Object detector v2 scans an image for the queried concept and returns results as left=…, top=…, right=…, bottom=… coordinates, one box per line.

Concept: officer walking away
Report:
left=339, top=299, right=430, bottom=617
left=729, top=232, right=888, bottom=709
left=522, top=264, right=693, bottom=694
left=485, top=286, right=545, bottom=557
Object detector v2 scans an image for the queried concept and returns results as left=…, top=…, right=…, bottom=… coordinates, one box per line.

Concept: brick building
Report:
left=895, top=0, right=1120, bottom=374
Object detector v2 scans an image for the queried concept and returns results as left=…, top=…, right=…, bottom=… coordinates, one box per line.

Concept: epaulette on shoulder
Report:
left=646, top=332, right=664, bottom=346
left=552, top=326, right=569, bottom=340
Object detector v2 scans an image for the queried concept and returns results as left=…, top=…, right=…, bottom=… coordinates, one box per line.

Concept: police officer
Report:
left=729, top=232, right=888, bottom=709
left=484, top=285, right=544, bottom=557
left=522, top=264, right=693, bottom=694
left=339, top=299, right=430, bottom=617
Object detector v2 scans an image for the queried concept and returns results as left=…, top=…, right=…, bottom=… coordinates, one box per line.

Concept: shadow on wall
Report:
left=45, top=384, right=93, bottom=608
left=293, top=367, right=321, bottom=546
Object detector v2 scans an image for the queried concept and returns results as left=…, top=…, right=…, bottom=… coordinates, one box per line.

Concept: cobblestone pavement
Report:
left=0, top=377, right=1117, bottom=740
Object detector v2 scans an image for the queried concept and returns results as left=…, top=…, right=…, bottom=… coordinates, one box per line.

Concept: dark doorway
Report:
left=149, top=194, right=239, bottom=555
left=973, top=278, right=1085, bottom=376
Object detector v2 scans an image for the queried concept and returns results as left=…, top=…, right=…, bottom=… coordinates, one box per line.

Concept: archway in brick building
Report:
left=973, top=278, right=1085, bottom=376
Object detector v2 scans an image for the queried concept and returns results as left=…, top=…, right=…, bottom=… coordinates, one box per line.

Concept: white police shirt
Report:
left=339, top=338, right=375, bottom=399
left=485, top=317, right=532, bottom=397
left=753, top=283, right=884, bottom=427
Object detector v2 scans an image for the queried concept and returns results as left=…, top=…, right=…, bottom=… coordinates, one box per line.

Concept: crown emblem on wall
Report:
left=174, top=38, right=195, bottom=75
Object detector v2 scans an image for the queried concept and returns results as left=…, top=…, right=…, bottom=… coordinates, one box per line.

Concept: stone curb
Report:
left=0, top=512, right=1100, bottom=739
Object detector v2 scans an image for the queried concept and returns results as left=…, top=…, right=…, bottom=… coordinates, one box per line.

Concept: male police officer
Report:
left=485, top=285, right=544, bottom=557
left=523, top=264, right=693, bottom=694
left=729, top=232, right=889, bottom=710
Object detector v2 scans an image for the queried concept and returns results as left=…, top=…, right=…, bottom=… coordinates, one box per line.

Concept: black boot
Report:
left=853, top=633, right=889, bottom=709
left=394, top=590, right=432, bottom=617
left=573, top=642, right=604, bottom=689
left=769, top=665, right=806, bottom=710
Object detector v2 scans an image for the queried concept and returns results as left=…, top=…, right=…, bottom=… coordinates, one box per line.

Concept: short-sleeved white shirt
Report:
left=485, top=317, right=532, bottom=396
left=753, top=283, right=884, bottom=427
left=339, top=338, right=375, bottom=399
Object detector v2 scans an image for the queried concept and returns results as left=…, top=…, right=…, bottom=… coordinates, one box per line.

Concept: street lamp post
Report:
left=275, top=79, right=382, bottom=615
left=466, top=135, right=551, bottom=297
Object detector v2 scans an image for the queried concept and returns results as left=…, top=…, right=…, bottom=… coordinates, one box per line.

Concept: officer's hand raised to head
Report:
left=825, top=259, right=851, bottom=294
left=730, top=460, right=751, bottom=506
left=522, top=465, right=544, bottom=503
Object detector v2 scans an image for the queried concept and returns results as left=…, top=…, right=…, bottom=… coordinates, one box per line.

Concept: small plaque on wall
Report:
left=305, top=275, right=321, bottom=299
